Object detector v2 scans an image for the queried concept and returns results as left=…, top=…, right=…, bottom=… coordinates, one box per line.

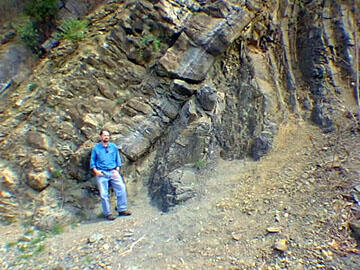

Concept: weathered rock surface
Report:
left=0, top=0, right=358, bottom=223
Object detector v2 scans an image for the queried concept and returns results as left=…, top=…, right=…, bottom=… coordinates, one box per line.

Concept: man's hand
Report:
left=112, top=170, right=120, bottom=178
left=92, top=168, right=104, bottom=177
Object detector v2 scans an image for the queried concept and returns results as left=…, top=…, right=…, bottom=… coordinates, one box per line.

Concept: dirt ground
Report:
left=1, top=115, right=360, bottom=270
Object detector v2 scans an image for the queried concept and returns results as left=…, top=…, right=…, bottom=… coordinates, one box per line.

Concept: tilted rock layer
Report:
left=0, top=0, right=358, bottom=226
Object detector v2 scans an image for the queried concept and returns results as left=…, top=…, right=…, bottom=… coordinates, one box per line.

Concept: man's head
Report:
left=99, top=129, right=110, bottom=143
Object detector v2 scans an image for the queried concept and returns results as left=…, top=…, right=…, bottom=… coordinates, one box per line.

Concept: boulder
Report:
left=27, top=171, right=50, bottom=191
left=251, top=131, right=274, bottom=161
left=26, top=131, right=51, bottom=150
left=158, top=32, right=215, bottom=83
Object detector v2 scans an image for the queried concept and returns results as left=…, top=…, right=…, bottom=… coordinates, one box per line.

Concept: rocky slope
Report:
left=1, top=116, right=359, bottom=269
left=0, top=0, right=359, bottom=231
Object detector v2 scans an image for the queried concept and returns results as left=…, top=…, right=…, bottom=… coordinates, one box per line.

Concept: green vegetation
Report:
left=5, top=223, right=66, bottom=264
left=58, top=19, right=89, bottom=42
left=83, top=255, right=93, bottom=265
left=5, top=241, right=18, bottom=249
left=15, top=20, right=42, bottom=54
left=194, top=159, right=206, bottom=169
left=51, top=223, right=64, bottom=235
left=140, top=33, right=162, bottom=52
left=23, top=0, right=59, bottom=23
left=52, top=169, right=62, bottom=178
left=13, top=0, right=59, bottom=54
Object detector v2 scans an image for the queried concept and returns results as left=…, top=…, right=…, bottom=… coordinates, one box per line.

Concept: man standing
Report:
left=90, top=129, right=131, bottom=220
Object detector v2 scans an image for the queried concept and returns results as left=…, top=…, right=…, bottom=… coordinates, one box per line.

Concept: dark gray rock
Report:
left=42, top=39, right=60, bottom=52
left=196, top=85, right=217, bottom=111
left=170, top=79, right=197, bottom=97
left=311, top=103, right=334, bottom=132
left=251, top=131, right=273, bottom=161
left=0, top=31, right=16, bottom=44
left=350, top=221, right=360, bottom=243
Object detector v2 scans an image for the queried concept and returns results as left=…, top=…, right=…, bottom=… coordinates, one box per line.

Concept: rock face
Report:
left=0, top=0, right=358, bottom=222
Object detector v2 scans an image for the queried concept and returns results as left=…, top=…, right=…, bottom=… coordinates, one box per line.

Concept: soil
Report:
left=1, top=116, right=360, bottom=270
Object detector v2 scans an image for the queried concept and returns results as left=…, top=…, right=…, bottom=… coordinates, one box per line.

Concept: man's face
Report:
left=100, top=131, right=110, bottom=143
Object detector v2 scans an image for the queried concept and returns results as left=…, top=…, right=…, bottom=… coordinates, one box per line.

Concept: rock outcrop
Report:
left=0, top=0, right=358, bottom=225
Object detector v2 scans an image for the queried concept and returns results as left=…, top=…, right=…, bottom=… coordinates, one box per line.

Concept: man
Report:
left=90, top=129, right=131, bottom=220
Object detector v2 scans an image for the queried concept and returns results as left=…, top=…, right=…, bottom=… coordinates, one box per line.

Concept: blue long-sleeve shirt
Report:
left=90, top=142, right=122, bottom=171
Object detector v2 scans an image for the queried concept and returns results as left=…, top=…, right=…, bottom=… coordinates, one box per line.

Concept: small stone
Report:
left=20, top=235, right=32, bottom=242
left=88, top=233, right=104, bottom=243
left=0, top=191, right=12, bottom=198
left=274, top=239, right=288, bottom=251
left=231, top=232, right=241, bottom=241
left=266, top=226, right=281, bottom=233
left=321, top=249, right=333, bottom=260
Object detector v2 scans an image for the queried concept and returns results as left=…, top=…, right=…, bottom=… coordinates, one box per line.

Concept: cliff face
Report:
left=0, top=0, right=358, bottom=228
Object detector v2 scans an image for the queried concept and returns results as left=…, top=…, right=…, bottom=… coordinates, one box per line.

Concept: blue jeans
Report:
left=96, top=170, right=127, bottom=216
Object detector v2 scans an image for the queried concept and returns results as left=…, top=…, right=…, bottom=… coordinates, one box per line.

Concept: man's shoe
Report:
left=105, top=214, right=116, bottom=220
left=118, top=210, right=132, bottom=216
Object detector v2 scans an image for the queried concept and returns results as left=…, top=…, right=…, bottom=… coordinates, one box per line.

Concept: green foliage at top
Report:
left=15, top=20, right=42, bottom=54
left=24, top=0, right=59, bottom=23
left=58, top=19, right=89, bottom=42
left=13, top=0, right=60, bottom=54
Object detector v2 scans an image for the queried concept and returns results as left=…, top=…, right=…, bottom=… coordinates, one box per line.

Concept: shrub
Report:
left=194, top=160, right=206, bottom=169
left=52, top=169, right=62, bottom=178
left=58, top=19, right=89, bottom=42
left=51, top=224, right=64, bottom=235
left=140, top=33, right=162, bottom=52
left=24, top=0, right=59, bottom=23
left=15, top=20, right=42, bottom=53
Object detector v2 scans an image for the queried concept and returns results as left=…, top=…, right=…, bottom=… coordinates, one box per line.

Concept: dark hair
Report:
left=99, top=129, right=110, bottom=136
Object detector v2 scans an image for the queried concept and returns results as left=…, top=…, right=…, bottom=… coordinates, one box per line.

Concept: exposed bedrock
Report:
left=0, top=0, right=358, bottom=223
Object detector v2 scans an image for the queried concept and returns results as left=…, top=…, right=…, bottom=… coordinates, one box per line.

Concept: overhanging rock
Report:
left=157, top=7, right=254, bottom=83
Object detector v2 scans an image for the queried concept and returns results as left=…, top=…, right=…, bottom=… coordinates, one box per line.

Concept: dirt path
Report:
left=1, top=118, right=360, bottom=270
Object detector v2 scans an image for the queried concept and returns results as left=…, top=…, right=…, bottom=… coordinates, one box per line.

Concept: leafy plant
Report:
left=15, top=20, right=42, bottom=53
left=51, top=223, right=64, bottom=235
left=24, top=0, right=59, bottom=23
left=140, top=33, right=162, bottom=52
left=194, top=160, right=206, bottom=169
left=33, top=243, right=45, bottom=255
left=52, top=169, right=62, bottom=178
left=58, top=19, right=89, bottom=42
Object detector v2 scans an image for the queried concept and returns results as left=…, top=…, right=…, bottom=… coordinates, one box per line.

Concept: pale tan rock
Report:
left=0, top=190, right=12, bottom=198
left=27, top=171, right=49, bottom=191
left=29, top=153, right=49, bottom=172
left=57, top=121, right=76, bottom=140
left=266, top=226, right=282, bottom=233
left=26, top=131, right=50, bottom=150
left=158, top=32, right=215, bottom=83
left=231, top=232, right=242, bottom=241
left=274, top=239, right=288, bottom=251
left=0, top=168, right=18, bottom=187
